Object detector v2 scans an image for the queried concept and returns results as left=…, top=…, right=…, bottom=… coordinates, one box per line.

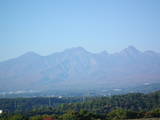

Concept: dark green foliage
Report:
left=144, top=108, right=160, bottom=118
left=125, top=110, right=139, bottom=119
left=8, top=114, right=27, bottom=120
left=107, top=108, right=127, bottom=120
left=54, top=91, right=160, bottom=114
left=0, top=91, right=159, bottom=120
left=60, top=110, right=78, bottom=120
left=0, top=97, right=82, bottom=113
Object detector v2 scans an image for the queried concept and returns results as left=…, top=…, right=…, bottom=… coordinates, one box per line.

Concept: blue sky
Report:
left=0, top=0, right=160, bottom=61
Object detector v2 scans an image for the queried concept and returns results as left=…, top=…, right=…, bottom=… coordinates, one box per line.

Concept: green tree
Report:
left=60, top=110, right=78, bottom=120
left=107, top=108, right=127, bottom=120
left=149, top=108, right=160, bottom=117
left=8, top=114, right=26, bottom=120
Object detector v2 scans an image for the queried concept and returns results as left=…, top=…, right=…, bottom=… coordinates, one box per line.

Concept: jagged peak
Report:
left=125, top=46, right=139, bottom=51
left=20, top=51, right=40, bottom=58
left=64, top=47, right=89, bottom=53
left=118, top=46, right=142, bottom=57
left=121, top=46, right=141, bottom=54
left=100, top=50, right=108, bottom=55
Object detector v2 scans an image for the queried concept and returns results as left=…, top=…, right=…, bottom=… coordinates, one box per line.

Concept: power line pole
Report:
left=14, top=100, right=17, bottom=110
left=48, top=97, right=51, bottom=107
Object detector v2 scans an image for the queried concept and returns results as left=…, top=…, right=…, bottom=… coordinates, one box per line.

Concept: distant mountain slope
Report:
left=0, top=46, right=160, bottom=91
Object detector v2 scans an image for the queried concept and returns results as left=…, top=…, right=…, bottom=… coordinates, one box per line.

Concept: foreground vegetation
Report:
left=127, top=118, right=160, bottom=120
left=0, top=91, right=159, bottom=120
left=0, top=108, right=160, bottom=120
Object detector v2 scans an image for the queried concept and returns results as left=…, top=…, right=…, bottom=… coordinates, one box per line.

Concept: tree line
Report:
left=0, top=90, right=159, bottom=120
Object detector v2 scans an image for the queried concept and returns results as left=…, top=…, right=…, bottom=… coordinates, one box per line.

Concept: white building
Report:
left=0, top=110, right=2, bottom=114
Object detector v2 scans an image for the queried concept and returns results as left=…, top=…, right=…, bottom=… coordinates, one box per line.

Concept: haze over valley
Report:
left=0, top=46, right=160, bottom=96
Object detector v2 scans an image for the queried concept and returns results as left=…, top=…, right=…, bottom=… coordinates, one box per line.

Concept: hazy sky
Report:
left=0, top=0, right=160, bottom=61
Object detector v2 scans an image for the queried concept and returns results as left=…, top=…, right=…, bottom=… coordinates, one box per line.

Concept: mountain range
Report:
left=0, top=46, right=160, bottom=92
